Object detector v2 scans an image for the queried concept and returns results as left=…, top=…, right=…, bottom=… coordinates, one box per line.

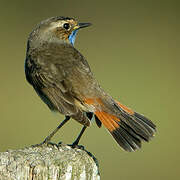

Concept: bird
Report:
left=25, top=16, right=156, bottom=152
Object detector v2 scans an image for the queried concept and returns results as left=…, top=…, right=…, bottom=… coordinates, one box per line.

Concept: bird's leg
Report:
left=43, top=116, right=70, bottom=144
left=70, top=126, right=87, bottom=148
left=33, top=116, right=70, bottom=147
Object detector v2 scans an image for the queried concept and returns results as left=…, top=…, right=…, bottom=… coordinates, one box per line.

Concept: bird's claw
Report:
left=68, top=143, right=85, bottom=150
left=32, top=138, right=58, bottom=148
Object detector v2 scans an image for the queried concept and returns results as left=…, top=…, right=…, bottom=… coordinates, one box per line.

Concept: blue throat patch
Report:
left=68, top=29, right=78, bottom=45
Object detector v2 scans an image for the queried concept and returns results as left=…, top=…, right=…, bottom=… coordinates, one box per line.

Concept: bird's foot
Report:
left=68, top=141, right=85, bottom=150
left=32, top=137, right=58, bottom=148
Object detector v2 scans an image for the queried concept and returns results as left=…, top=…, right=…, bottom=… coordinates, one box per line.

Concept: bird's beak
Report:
left=78, top=23, right=92, bottom=29
left=73, top=23, right=92, bottom=30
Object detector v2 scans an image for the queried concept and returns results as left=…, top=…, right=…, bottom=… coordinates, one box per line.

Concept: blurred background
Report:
left=0, top=0, right=179, bottom=179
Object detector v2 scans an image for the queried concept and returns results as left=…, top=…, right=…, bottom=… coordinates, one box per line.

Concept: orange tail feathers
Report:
left=85, top=98, right=156, bottom=152
left=95, top=111, right=143, bottom=152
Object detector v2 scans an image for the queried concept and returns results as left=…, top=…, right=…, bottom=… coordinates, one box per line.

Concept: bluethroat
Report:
left=25, top=16, right=156, bottom=151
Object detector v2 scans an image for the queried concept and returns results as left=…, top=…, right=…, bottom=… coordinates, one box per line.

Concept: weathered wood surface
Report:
left=0, top=143, right=100, bottom=180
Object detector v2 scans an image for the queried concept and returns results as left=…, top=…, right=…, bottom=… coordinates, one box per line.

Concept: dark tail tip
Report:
left=134, top=112, right=156, bottom=135
left=111, top=112, right=156, bottom=152
left=111, top=125, right=141, bottom=152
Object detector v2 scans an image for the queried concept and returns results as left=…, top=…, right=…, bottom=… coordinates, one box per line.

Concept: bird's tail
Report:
left=85, top=98, right=156, bottom=152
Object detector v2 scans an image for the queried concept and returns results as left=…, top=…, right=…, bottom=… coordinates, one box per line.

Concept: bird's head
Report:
left=28, top=16, right=91, bottom=48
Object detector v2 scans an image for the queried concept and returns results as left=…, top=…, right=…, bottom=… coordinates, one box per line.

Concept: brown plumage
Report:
left=25, top=16, right=156, bottom=151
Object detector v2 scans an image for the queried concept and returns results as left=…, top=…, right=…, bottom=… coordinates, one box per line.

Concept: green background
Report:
left=0, top=0, right=179, bottom=179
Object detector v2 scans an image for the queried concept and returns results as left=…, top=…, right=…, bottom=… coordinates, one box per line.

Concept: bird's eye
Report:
left=63, top=23, right=70, bottom=30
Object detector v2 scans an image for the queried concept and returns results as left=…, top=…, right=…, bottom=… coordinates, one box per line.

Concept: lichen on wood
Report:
left=0, top=143, right=100, bottom=180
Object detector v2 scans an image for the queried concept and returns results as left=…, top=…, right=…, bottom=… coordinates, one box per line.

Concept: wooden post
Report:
left=0, top=143, right=100, bottom=180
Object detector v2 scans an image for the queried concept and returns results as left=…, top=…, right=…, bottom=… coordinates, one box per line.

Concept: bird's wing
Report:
left=25, top=44, right=99, bottom=125
left=25, top=50, right=92, bottom=126
left=25, top=54, right=80, bottom=115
